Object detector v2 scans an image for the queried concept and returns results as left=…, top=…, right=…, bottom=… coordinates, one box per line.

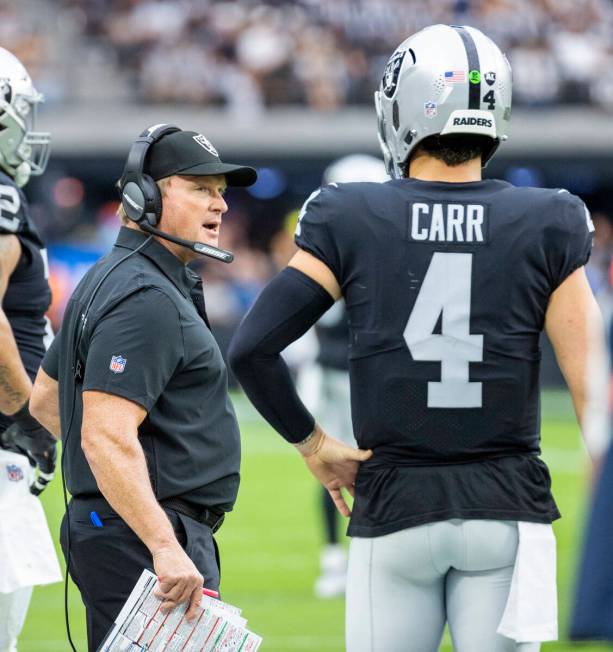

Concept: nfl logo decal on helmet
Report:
left=109, top=355, right=127, bottom=374
left=424, top=101, right=438, bottom=118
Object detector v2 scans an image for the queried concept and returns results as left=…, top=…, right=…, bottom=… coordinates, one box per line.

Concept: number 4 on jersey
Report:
left=404, top=252, right=483, bottom=408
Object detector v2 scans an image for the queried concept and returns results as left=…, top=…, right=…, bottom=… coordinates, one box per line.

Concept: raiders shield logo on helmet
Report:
left=0, top=78, right=11, bottom=103
left=382, top=51, right=406, bottom=98
left=485, top=71, right=496, bottom=86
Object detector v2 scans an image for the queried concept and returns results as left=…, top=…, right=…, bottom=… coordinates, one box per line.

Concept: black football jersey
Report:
left=296, top=178, right=594, bottom=536
left=0, top=171, right=51, bottom=432
left=315, top=301, right=350, bottom=371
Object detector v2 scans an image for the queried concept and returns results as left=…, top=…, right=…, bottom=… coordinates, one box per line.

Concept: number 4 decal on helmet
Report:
left=404, top=252, right=484, bottom=408
left=483, top=90, right=495, bottom=110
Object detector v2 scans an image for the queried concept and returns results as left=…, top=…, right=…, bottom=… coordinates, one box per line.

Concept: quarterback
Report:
left=0, top=48, right=61, bottom=651
left=229, top=24, right=601, bottom=652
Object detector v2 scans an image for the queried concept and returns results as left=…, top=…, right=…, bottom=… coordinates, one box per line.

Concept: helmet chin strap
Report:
left=13, top=161, right=30, bottom=187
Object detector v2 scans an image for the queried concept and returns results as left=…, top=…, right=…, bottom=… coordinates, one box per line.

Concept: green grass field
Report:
left=18, top=390, right=613, bottom=651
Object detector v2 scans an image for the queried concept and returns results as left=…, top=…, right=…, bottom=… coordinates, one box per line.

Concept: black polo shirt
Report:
left=42, top=227, right=240, bottom=512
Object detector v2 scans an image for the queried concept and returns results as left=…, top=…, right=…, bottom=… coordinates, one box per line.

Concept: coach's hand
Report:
left=296, top=424, right=372, bottom=517
left=153, top=541, right=204, bottom=622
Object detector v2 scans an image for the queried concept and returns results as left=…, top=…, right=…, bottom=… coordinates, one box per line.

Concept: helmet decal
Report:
left=0, top=78, right=11, bottom=103
left=452, top=26, right=481, bottom=109
left=382, top=50, right=406, bottom=99
left=484, top=71, right=496, bottom=86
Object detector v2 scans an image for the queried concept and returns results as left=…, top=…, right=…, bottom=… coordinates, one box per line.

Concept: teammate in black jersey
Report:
left=229, top=24, right=602, bottom=652
left=0, top=47, right=61, bottom=649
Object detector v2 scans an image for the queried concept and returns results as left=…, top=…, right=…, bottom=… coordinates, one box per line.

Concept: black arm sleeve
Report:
left=228, top=267, right=334, bottom=443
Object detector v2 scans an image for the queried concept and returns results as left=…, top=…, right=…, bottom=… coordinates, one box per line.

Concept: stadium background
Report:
left=5, top=0, right=613, bottom=649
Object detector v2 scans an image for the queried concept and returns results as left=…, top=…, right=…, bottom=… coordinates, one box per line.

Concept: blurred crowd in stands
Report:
left=4, top=0, right=613, bottom=110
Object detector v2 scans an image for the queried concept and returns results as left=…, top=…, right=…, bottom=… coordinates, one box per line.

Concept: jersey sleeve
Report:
left=41, top=333, right=60, bottom=380
left=82, top=287, right=184, bottom=410
left=294, top=185, right=342, bottom=280
left=546, top=190, right=594, bottom=289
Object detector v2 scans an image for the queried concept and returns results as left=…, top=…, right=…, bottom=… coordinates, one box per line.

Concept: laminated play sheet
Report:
left=99, top=569, right=262, bottom=651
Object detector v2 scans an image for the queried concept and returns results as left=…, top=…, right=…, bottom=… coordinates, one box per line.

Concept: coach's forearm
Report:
left=82, top=425, right=176, bottom=553
left=0, top=309, right=32, bottom=415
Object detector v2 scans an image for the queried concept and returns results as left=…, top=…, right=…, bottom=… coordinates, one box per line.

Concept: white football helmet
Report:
left=374, top=24, right=512, bottom=178
left=323, top=154, right=389, bottom=184
left=0, top=48, right=50, bottom=187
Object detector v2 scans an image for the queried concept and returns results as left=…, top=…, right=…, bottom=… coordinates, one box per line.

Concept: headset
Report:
left=119, top=123, right=234, bottom=264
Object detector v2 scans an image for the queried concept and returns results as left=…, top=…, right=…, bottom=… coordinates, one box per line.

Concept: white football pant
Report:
left=0, top=587, right=32, bottom=652
left=346, top=519, right=542, bottom=652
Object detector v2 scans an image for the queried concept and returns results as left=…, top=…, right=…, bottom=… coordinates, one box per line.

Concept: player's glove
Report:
left=1, top=402, right=57, bottom=495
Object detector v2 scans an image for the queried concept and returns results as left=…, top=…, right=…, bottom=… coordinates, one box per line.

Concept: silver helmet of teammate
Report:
left=374, top=24, right=512, bottom=179
left=323, top=154, right=389, bottom=184
left=0, top=47, right=51, bottom=187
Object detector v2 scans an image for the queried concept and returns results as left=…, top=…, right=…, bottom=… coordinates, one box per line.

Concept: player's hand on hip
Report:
left=296, top=424, right=372, bottom=517
left=153, top=541, right=204, bottom=622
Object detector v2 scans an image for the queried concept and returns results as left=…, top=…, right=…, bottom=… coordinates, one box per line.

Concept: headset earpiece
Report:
left=119, top=123, right=181, bottom=227
left=121, top=181, right=146, bottom=222
left=140, top=174, right=162, bottom=226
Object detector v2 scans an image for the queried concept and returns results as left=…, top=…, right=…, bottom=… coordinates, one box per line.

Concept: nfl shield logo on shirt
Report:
left=110, top=355, right=127, bottom=374
left=6, top=464, right=24, bottom=482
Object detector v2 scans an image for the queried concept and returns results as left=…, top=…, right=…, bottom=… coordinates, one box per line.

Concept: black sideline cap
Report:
left=146, top=130, right=257, bottom=187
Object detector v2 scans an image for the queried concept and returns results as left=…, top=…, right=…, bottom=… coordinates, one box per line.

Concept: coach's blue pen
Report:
left=90, top=511, right=104, bottom=528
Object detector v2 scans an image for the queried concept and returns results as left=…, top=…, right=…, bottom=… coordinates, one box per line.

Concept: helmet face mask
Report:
left=0, top=49, right=50, bottom=187
left=374, top=24, right=512, bottom=179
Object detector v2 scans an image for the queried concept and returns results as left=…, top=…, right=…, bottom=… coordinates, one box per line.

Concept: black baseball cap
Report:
left=146, top=130, right=257, bottom=187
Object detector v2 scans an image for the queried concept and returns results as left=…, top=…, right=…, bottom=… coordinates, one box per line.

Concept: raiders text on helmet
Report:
left=374, top=24, right=512, bottom=178
left=0, top=48, right=50, bottom=187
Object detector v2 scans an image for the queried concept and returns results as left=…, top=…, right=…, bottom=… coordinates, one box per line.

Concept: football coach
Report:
left=29, top=124, right=256, bottom=650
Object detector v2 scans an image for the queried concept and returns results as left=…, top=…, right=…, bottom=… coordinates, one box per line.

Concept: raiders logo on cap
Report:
left=193, top=134, right=219, bottom=157
left=382, top=50, right=406, bottom=99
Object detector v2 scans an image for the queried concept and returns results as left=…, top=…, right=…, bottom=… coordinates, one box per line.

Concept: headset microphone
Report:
left=139, top=221, right=234, bottom=263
